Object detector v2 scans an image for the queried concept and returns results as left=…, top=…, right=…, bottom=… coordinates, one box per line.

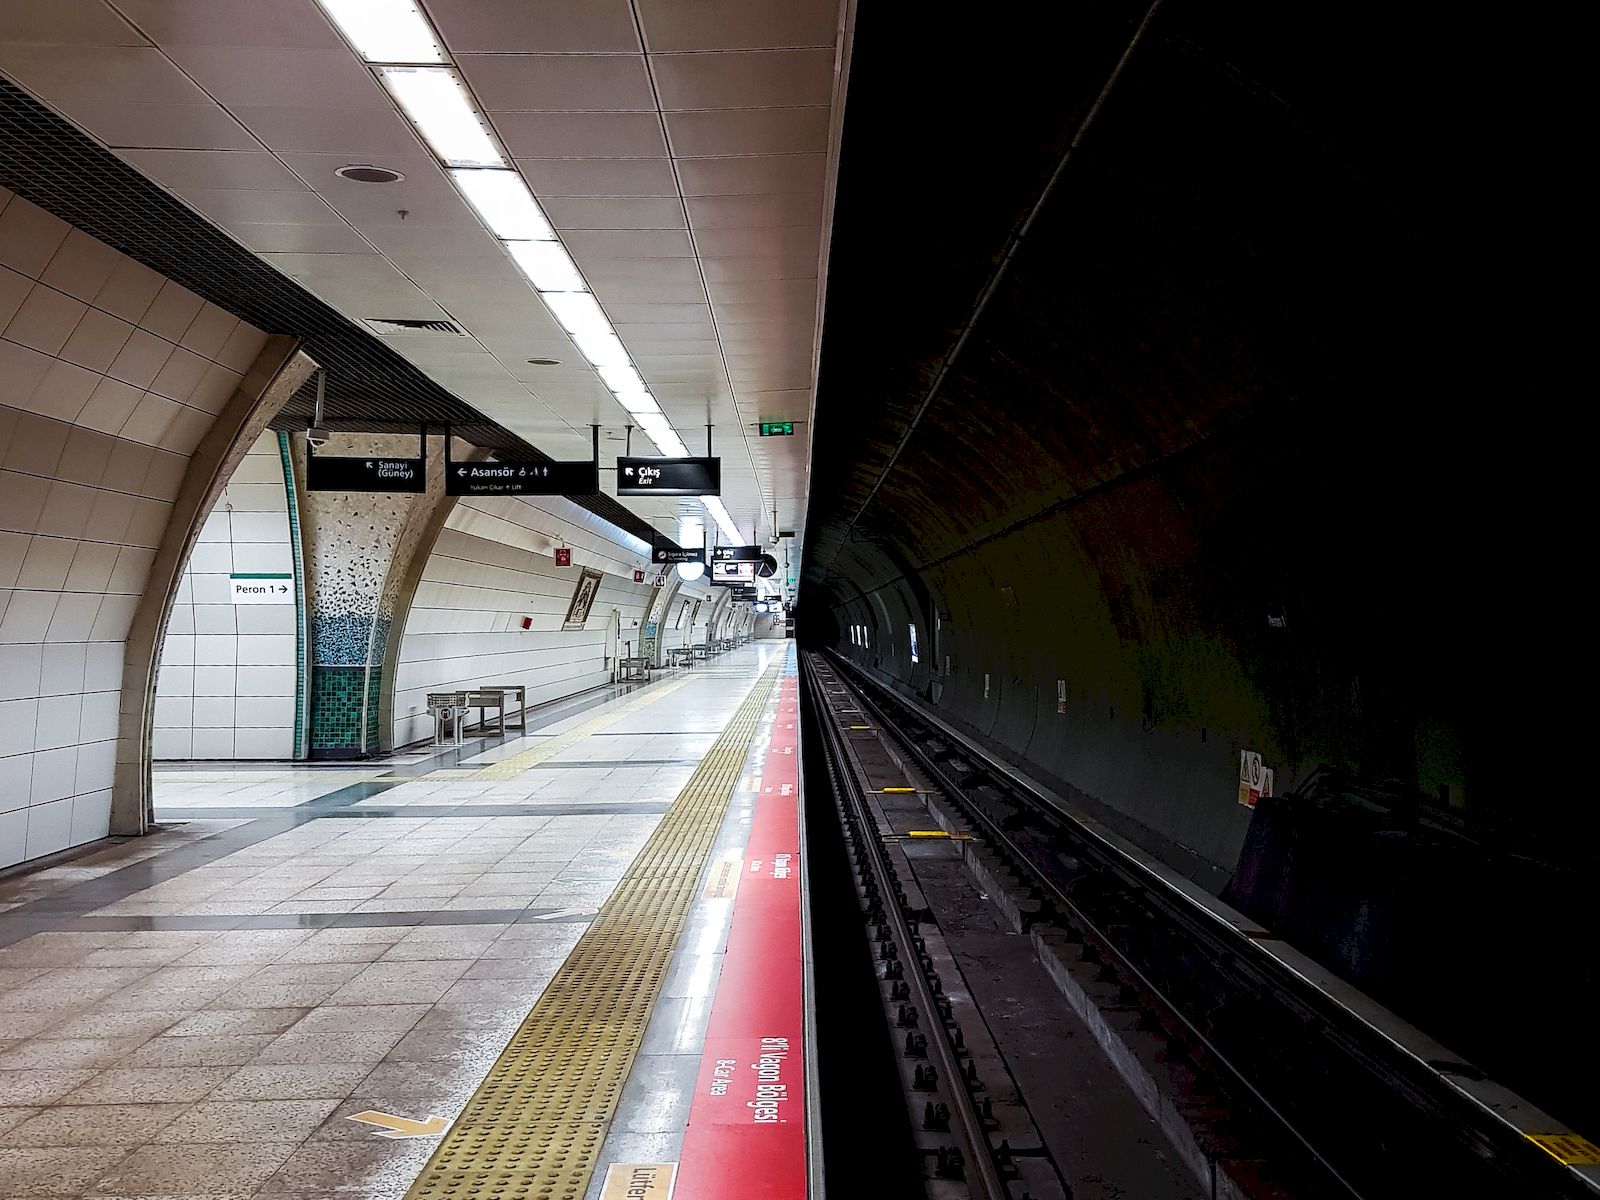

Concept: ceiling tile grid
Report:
left=0, top=0, right=843, bottom=593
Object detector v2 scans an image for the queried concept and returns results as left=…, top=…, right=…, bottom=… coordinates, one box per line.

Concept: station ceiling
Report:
left=0, top=0, right=845, bottom=572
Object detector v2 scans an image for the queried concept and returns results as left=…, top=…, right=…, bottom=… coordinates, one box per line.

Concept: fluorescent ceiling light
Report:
left=379, top=68, right=502, bottom=167
left=506, top=239, right=584, bottom=292
left=542, top=291, right=608, bottom=337
left=597, top=363, right=644, bottom=393
left=318, top=0, right=444, bottom=64
left=617, top=391, right=661, bottom=417
left=573, top=329, right=629, bottom=368
left=637, top=414, right=689, bottom=457
left=450, top=169, right=552, bottom=240
left=702, top=496, right=743, bottom=543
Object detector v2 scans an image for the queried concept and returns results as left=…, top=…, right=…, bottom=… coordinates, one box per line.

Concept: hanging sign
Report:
left=651, top=546, right=705, bottom=565
left=555, top=548, right=572, bottom=566
left=617, top=457, right=720, bottom=496
left=306, top=455, right=425, bottom=493
left=447, top=459, right=598, bottom=497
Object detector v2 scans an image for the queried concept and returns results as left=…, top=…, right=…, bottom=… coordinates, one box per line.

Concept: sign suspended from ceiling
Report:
left=447, top=459, right=598, bottom=497
left=306, top=454, right=425, bottom=494
left=617, top=457, right=720, bottom=496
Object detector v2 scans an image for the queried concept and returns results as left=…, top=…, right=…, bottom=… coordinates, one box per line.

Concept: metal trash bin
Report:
left=428, top=692, right=467, bottom=746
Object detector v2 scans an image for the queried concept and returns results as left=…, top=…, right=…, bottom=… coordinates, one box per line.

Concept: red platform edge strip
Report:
left=673, top=672, right=807, bottom=1199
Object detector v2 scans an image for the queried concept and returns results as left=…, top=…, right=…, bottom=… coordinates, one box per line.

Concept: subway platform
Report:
left=0, top=642, right=810, bottom=1200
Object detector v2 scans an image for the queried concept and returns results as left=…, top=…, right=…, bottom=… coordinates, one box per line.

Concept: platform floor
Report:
left=0, top=643, right=794, bottom=1199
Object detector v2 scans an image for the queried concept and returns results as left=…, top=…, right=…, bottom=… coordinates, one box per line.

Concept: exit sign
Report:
left=758, top=421, right=795, bottom=437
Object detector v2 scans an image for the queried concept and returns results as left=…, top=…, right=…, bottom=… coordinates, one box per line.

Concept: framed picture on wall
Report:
left=676, top=598, right=690, bottom=629
left=563, top=567, right=604, bottom=630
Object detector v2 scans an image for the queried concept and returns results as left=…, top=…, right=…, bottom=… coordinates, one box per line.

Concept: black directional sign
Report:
left=307, top=455, right=426, bottom=493
left=446, top=459, right=599, bottom=497
left=709, top=545, right=762, bottom=562
left=616, top=457, right=720, bottom=497
left=651, top=546, right=706, bottom=565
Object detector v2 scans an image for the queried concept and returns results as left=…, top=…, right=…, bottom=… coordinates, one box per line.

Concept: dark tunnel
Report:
left=801, top=0, right=1591, bottom=1137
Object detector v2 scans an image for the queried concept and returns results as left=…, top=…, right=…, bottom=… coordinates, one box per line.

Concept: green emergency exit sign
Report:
left=758, top=421, right=795, bottom=437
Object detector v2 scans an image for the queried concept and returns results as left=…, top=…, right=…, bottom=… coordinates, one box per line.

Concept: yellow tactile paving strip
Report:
left=403, top=661, right=783, bottom=1200
left=468, top=675, right=698, bottom=780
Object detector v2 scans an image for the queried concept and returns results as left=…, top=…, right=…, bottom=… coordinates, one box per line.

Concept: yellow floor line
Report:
left=403, top=661, right=784, bottom=1200
left=468, top=675, right=697, bottom=780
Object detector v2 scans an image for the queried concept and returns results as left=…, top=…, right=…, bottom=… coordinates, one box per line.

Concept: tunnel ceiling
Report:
left=804, top=1, right=1507, bottom=610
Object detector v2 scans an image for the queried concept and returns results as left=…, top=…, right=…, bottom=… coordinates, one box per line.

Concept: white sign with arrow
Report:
left=230, top=574, right=293, bottom=605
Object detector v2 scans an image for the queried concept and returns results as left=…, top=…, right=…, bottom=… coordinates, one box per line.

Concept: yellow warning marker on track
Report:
left=905, top=830, right=973, bottom=840
left=470, top=675, right=696, bottom=780
left=403, top=662, right=783, bottom=1200
left=1527, top=1131, right=1600, bottom=1165
left=877, top=786, right=918, bottom=794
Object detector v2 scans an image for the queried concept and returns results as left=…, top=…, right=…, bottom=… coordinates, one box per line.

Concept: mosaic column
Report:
left=293, top=432, right=445, bottom=759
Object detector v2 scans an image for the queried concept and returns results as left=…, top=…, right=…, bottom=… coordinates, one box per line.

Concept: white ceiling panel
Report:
left=582, top=257, right=705, bottom=287
left=0, top=43, right=210, bottom=105
left=663, top=106, right=831, bottom=157
left=490, top=111, right=669, bottom=159
left=225, top=222, right=376, bottom=254
left=686, top=192, right=826, bottom=230
left=118, top=148, right=305, bottom=191
left=544, top=196, right=687, bottom=229
left=426, top=0, right=640, bottom=54
left=694, top=224, right=822, bottom=259
left=613, top=320, right=719, bottom=341
left=700, top=251, right=819, bottom=282
left=459, top=54, right=654, bottom=112
left=49, top=98, right=258, bottom=149
left=676, top=153, right=827, bottom=198
left=109, top=0, right=343, bottom=49
left=176, top=186, right=338, bottom=226
left=561, top=229, right=697, bottom=259
left=636, top=0, right=838, bottom=53
left=230, top=105, right=422, bottom=155
left=165, top=46, right=390, bottom=110
left=513, top=158, right=680, bottom=197
left=0, top=2, right=143, bottom=46
left=651, top=49, right=836, bottom=111
left=586, top=281, right=709, bottom=305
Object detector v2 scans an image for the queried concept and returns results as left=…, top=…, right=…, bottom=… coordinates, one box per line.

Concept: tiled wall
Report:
left=153, top=432, right=297, bottom=760
left=392, top=494, right=714, bottom=748
left=0, top=186, right=267, bottom=866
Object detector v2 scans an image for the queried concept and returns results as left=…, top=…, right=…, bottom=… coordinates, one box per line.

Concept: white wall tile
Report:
left=5, top=283, right=88, bottom=355
left=0, top=196, right=71, bottom=278
left=192, top=665, right=236, bottom=696
left=33, top=694, right=83, bottom=751
left=28, top=744, right=77, bottom=803
left=0, top=699, right=39, bottom=759
left=24, top=796, right=73, bottom=858
left=0, top=802, right=28, bottom=862
left=190, top=727, right=234, bottom=758
left=233, top=727, right=292, bottom=759
left=151, top=727, right=191, bottom=759
left=69, top=788, right=113, bottom=846
left=38, top=642, right=88, bottom=696
left=235, top=696, right=292, bottom=728
left=84, top=642, right=125, bottom=691
left=79, top=691, right=120, bottom=743
left=73, top=739, right=116, bottom=794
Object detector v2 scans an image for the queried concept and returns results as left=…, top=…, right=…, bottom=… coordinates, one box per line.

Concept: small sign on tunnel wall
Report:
left=554, top=547, right=571, bottom=566
left=1238, top=750, right=1274, bottom=808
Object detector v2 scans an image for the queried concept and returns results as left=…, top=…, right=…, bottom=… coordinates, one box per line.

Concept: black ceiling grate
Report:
left=0, top=75, right=662, bottom=546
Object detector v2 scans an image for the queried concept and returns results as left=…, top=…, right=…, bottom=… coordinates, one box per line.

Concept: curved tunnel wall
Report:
left=1, top=186, right=274, bottom=864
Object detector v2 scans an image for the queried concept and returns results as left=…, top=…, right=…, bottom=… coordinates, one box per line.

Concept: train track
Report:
left=804, top=650, right=1597, bottom=1200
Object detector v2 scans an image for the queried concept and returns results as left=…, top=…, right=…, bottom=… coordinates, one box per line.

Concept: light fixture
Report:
left=572, top=328, right=630, bottom=368
left=596, top=362, right=644, bottom=393
left=541, top=291, right=608, bottom=336
left=702, top=496, right=743, bottom=544
left=378, top=67, right=503, bottom=167
left=450, top=169, right=553, bottom=240
left=677, top=561, right=706, bottom=582
left=335, top=164, right=405, bottom=183
left=525, top=357, right=561, bottom=366
left=506, top=240, right=584, bottom=292
left=317, top=0, right=445, bottom=63
left=616, top=391, right=661, bottom=417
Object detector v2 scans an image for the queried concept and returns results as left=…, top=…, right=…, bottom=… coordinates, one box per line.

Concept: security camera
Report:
left=306, top=427, right=331, bottom=447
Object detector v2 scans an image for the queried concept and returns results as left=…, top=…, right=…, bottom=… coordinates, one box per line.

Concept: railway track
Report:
left=804, top=650, right=1597, bottom=1200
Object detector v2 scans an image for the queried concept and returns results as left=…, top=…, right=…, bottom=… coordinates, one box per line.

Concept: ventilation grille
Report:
left=364, top=317, right=467, bottom=335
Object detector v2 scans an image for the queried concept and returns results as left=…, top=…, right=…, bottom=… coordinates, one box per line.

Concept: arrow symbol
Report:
left=624, top=467, right=634, bottom=475
left=365, top=460, right=374, bottom=468
left=456, top=467, right=466, bottom=476
left=529, top=906, right=597, bottom=921
left=348, top=1110, right=449, bottom=1139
